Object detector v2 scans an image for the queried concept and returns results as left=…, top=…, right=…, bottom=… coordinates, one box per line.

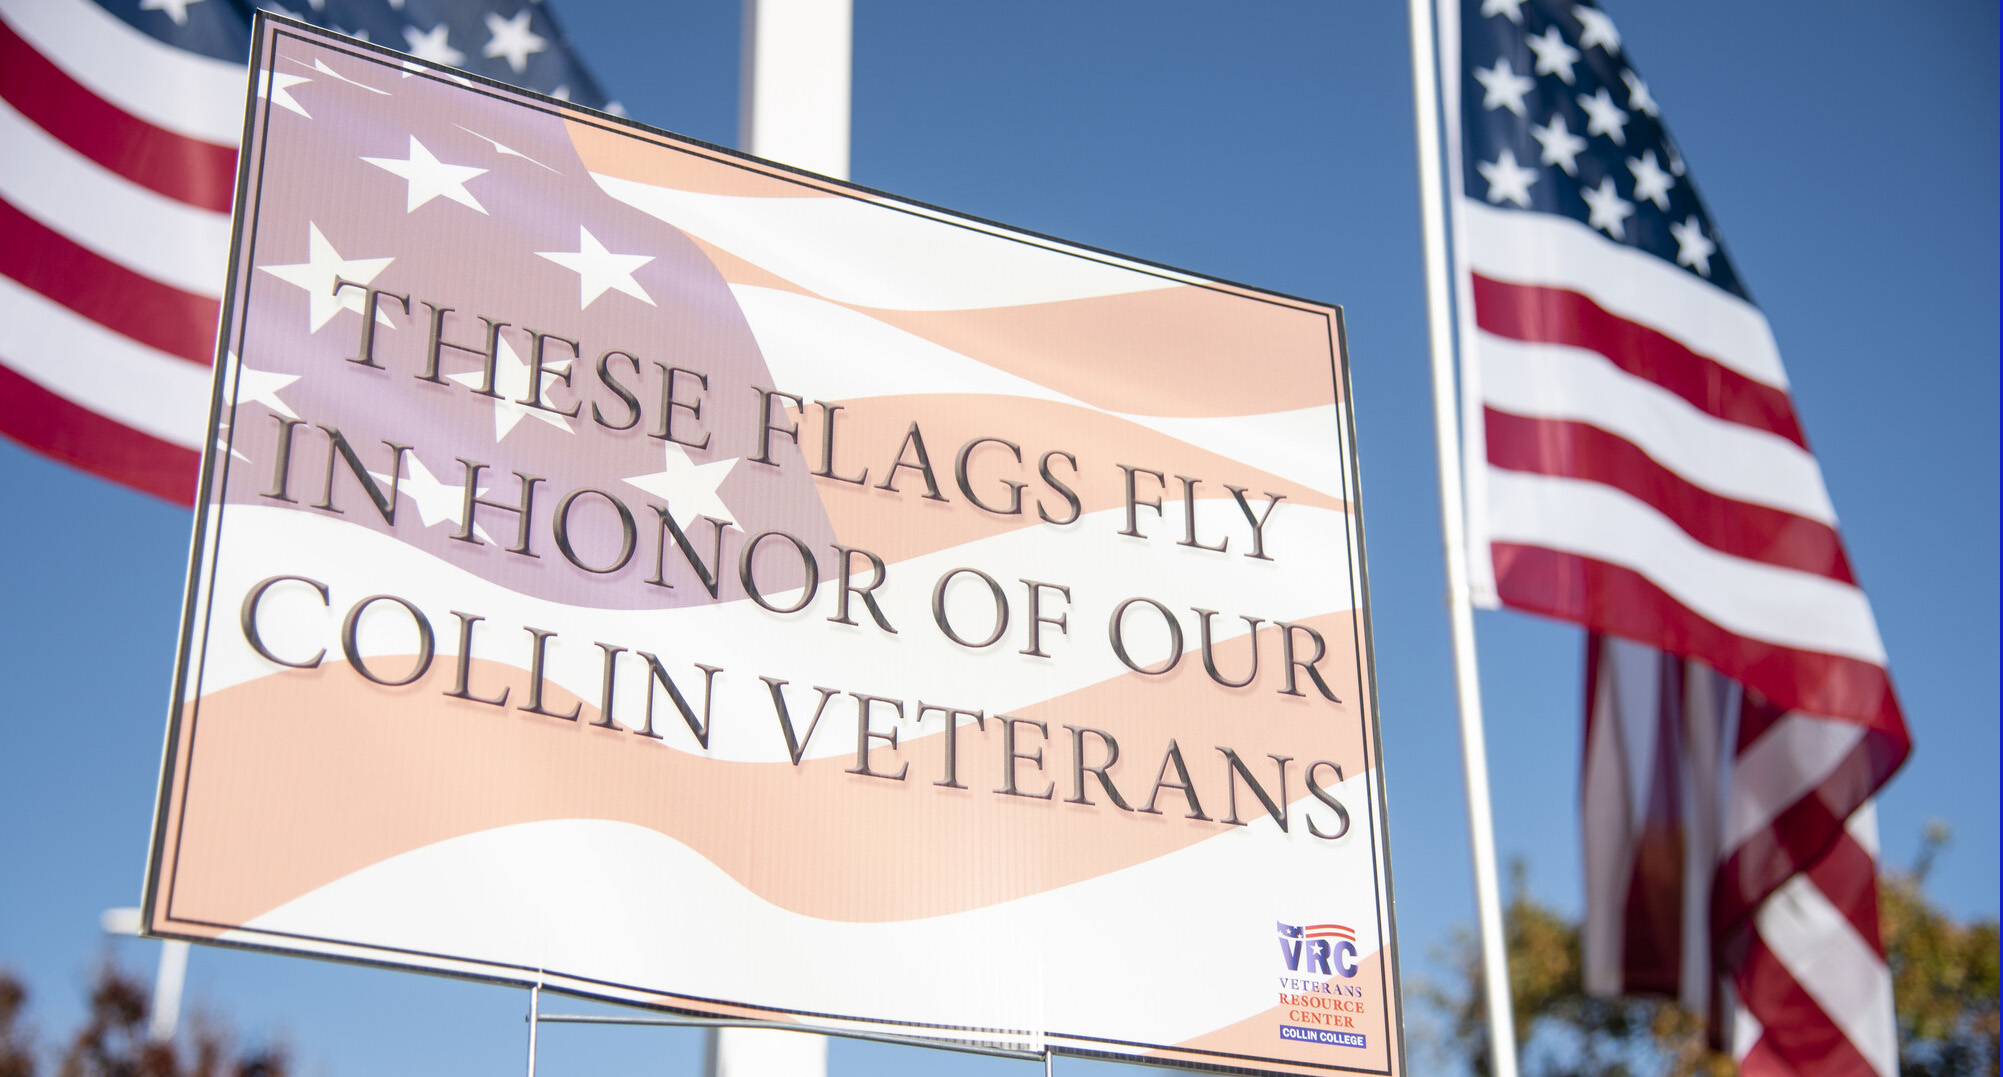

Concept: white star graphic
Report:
left=446, top=335, right=575, bottom=442
left=536, top=226, right=655, bottom=310
left=1580, top=177, right=1635, bottom=240
left=454, top=123, right=559, bottom=172
left=294, top=57, right=390, bottom=94
left=363, top=136, right=488, bottom=214
left=1621, top=70, right=1659, bottom=117
left=257, top=223, right=396, bottom=333
left=1573, top=6, right=1622, bottom=54
left=401, top=23, right=465, bottom=66
left=1530, top=114, right=1588, bottom=175
left=482, top=9, right=548, bottom=74
left=237, top=366, right=301, bottom=419
left=369, top=453, right=492, bottom=540
left=259, top=70, right=312, bottom=118
left=1479, top=0, right=1526, bottom=23
left=139, top=0, right=203, bottom=25
left=1526, top=26, right=1582, bottom=84
left=1477, top=148, right=1538, bottom=208
left=1576, top=87, right=1630, bottom=145
left=1474, top=58, right=1537, bottom=117
left=213, top=418, right=251, bottom=464
left=624, top=444, right=739, bottom=531
left=1627, top=149, right=1675, bottom=210
left=1670, top=215, right=1717, bottom=277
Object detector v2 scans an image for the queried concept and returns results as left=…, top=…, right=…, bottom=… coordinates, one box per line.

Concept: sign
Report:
left=146, top=17, right=1405, bottom=1075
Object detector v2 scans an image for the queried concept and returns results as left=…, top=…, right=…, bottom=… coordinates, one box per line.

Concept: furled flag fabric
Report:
left=0, top=0, right=613, bottom=503
left=1445, top=1, right=1911, bottom=1074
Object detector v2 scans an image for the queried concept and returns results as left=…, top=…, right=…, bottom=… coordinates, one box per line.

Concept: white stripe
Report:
left=0, top=275, right=211, bottom=449
left=1461, top=200, right=1788, bottom=391
left=1484, top=468, right=1887, bottom=664
left=1579, top=657, right=1635, bottom=997
left=1725, top=713, right=1866, bottom=854
left=0, top=98, right=230, bottom=296
left=730, top=284, right=1349, bottom=497
left=0, top=0, right=245, bottom=147
left=1477, top=332, right=1835, bottom=523
left=1757, top=873, right=1898, bottom=1076
left=595, top=173, right=1181, bottom=310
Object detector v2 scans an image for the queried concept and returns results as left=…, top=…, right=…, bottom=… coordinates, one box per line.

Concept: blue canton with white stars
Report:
left=103, top=0, right=614, bottom=112
left=1462, top=0, right=1746, bottom=301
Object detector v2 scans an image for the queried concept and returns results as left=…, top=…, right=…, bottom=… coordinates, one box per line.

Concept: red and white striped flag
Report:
left=0, top=0, right=613, bottom=503
left=1444, top=2, right=1912, bottom=1074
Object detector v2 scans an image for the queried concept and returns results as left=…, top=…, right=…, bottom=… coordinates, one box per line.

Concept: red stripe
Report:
left=1491, top=543, right=1904, bottom=734
left=0, top=199, right=219, bottom=366
left=1804, top=832, right=1884, bottom=953
left=1712, top=731, right=1907, bottom=942
left=0, top=16, right=237, bottom=213
left=1619, top=646, right=1687, bottom=996
left=0, top=364, right=198, bottom=504
left=1472, top=274, right=1807, bottom=447
left=1733, top=936, right=1882, bottom=1077
left=1484, top=409, right=1857, bottom=584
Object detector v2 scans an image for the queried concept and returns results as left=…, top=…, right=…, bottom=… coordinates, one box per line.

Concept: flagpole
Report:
left=1405, top=1, right=1519, bottom=1075
left=710, top=3, right=852, bottom=1075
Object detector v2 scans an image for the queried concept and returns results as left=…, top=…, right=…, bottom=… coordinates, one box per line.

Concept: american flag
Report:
left=148, top=20, right=1395, bottom=1074
left=1446, top=1, right=1912, bottom=1074
left=0, top=0, right=613, bottom=503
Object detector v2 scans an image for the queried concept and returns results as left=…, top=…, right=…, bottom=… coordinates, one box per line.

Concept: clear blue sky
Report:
left=0, top=3, right=1993, bottom=1074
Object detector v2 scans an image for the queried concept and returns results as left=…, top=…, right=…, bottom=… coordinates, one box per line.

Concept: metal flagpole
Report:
left=714, top=9, right=853, bottom=1074
left=1405, top=0, right=1519, bottom=1075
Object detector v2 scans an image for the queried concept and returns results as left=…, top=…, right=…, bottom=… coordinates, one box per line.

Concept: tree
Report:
left=1433, top=829, right=1999, bottom=1077
left=0, top=962, right=288, bottom=1077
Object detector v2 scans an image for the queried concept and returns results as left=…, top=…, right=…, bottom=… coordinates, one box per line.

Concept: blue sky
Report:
left=0, top=2, right=1994, bottom=1075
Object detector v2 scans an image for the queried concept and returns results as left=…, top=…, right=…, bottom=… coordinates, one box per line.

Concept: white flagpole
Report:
left=712, top=4, right=852, bottom=1075
left=1405, top=1, right=1520, bottom=1074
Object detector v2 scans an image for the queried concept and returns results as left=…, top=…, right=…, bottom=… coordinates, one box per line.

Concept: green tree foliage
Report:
left=0, top=963, right=287, bottom=1077
left=1433, top=830, right=1998, bottom=1077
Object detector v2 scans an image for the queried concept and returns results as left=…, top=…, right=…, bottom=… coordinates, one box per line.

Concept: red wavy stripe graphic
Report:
left=797, top=393, right=1346, bottom=565
left=1472, top=274, right=1806, bottom=447
left=0, top=363, right=198, bottom=503
left=1484, top=408, right=1856, bottom=584
left=0, top=17, right=237, bottom=213
left=1491, top=543, right=1904, bottom=735
left=1, top=198, right=220, bottom=365
left=566, top=118, right=844, bottom=199
left=157, top=613, right=1369, bottom=931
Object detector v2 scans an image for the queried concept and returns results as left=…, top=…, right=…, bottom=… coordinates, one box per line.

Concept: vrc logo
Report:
left=1277, top=921, right=1359, bottom=978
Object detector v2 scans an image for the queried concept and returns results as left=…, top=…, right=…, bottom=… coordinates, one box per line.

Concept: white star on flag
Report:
left=363, top=136, right=489, bottom=214
left=483, top=9, right=549, bottom=74
left=401, top=23, right=465, bottom=66
left=1621, top=69, right=1659, bottom=116
left=454, top=124, right=559, bottom=172
left=1572, top=5, right=1621, bottom=54
left=624, top=443, right=739, bottom=531
left=1531, top=114, right=1588, bottom=175
left=1480, top=0, right=1526, bottom=23
left=1627, top=149, right=1675, bottom=210
left=370, top=452, right=493, bottom=541
left=259, top=70, right=312, bottom=118
left=1580, top=176, right=1635, bottom=239
left=139, top=0, right=202, bottom=25
left=446, top=335, right=575, bottom=442
left=1576, top=86, right=1630, bottom=145
left=1526, top=26, right=1582, bottom=84
left=1477, top=148, right=1538, bottom=208
left=536, top=226, right=655, bottom=309
left=1670, top=215, right=1717, bottom=277
left=257, top=223, right=396, bottom=333
left=1474, top=57, right=1537, bottom=116
left=300, top=57, right=391, bottom=95
left=236, top=366, right=302, bottom=419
